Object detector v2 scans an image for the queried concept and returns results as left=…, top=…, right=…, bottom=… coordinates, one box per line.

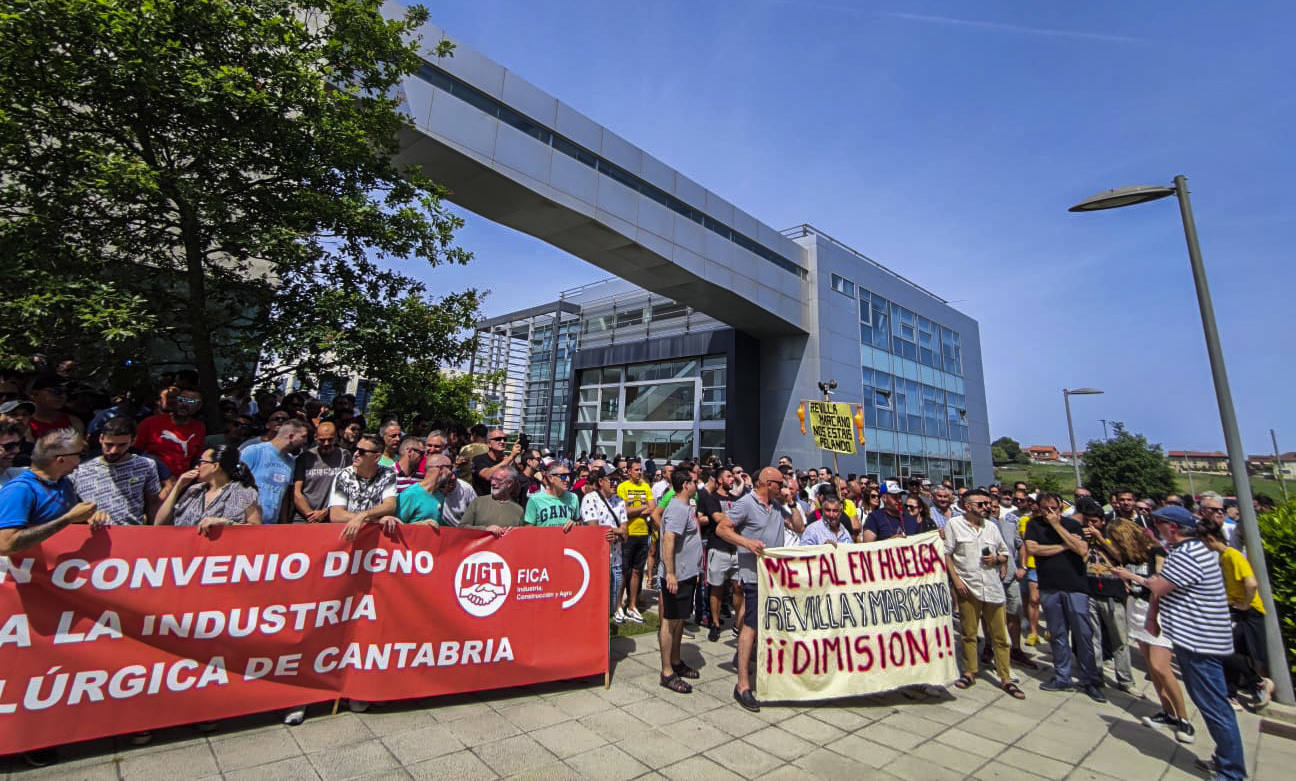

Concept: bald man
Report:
left=395, top=454, right=452, bottom=525
left=291, top=421, right=349, bottom=522
left=717, top=465, right=804, bottom=712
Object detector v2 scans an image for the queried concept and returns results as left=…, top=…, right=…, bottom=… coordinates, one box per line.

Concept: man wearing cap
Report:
left=1025, top=492, right=1106, bottom=702
left=26, top=377, right=84, bottom=439
left=1118, top=506, right=1244, bottom=781
left=862, top=485, right=921, bottom=541
left=581, top=464, right=629, bottom=623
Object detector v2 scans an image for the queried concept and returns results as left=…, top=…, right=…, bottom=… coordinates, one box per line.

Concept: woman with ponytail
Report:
left=156, top=444, right=262, bottom=536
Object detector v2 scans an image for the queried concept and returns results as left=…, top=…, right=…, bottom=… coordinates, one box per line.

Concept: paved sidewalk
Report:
left=4, top=622, right=1289, bottom=780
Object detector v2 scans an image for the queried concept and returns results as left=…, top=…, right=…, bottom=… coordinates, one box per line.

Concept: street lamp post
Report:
left=1064, top=387, right=1103, bottom=490
left=1070, top=174, right=1295, bottom=705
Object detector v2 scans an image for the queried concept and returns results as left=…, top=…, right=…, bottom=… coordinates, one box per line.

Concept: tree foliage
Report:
left=367, top=364, right=501, bottom=428
left=0, top=0, right=477, bottom=425
left=1081, top=422, right=1177, bottom=500
left=992, top=436, right=1028, bottom=465
left=1257, top=501, right=1296, bottom=677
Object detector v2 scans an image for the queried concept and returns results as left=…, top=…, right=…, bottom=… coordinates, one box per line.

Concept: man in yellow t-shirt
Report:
left=617, top=460, right=654, bottom=623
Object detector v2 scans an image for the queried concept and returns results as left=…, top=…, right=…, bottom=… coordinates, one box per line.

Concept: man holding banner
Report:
left=945, top=489, right=1025, bottom=699
left=717, top=466, right=803, bottom=712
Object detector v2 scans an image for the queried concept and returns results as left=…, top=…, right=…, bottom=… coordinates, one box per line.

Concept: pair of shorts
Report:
left=742, top=582, right=759, bottom=630
left=1026, top=567, right=1038, bottom=583
left=706, top=548, right=740, bottom=587
left=1003, top=578, right=1023, bottom=614
left=661, top=577, right=697, bottom=620
left=622, top=535, right=650, bottom=573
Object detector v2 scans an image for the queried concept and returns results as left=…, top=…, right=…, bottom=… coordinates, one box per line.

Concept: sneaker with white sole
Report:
left=612, top=608, right=626, bottom=624
left=283, top=708, right=306, bottom=726
left=1141, top=711, right=1176, bottom=730
left=1255, top=677, right=1274, bottom=710
left=625, top=608, right=645, bottom=623
left=1175, top=718, right=1196, bottom=744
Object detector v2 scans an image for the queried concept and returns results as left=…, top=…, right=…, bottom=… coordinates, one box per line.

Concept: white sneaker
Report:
left=612, top=608, right=626, bottom=624
left=625, top=608, right=645, bottom=623
left=283, top=708, right=306, bottom=726
left=347, top=699, right=371, bottom=713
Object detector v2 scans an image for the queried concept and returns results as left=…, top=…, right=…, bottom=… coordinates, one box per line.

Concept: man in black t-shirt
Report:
left=700, top=466, right=743, bottom=642
left=471, top=429, right=520, bottom=496
left=1024, top=492, right=1105, bottom=702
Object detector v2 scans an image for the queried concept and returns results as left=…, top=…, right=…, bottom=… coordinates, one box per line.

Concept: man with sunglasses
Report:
left=331, top=435, right=399, bottom=541
left=0, top=419, right=28, bottom=487
left=523, top=462, right=580, bottom=527
left=717, top=466, right=805, bottom=712
left=135, top=387, right=206, bottom=478
left=472, top=428, right=519, bottom=496
left=392, top=436, right=425, bottom=494
left=0, top=428, right=106, bottom=555
left=27, top=376, right=84, bottom=439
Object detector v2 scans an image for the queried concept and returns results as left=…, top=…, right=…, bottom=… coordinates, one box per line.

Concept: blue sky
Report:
left=404, top=1, right=1295, bottom=456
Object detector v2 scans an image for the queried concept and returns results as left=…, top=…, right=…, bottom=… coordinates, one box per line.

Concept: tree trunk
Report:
left=178, top=203, right=225, bottom=432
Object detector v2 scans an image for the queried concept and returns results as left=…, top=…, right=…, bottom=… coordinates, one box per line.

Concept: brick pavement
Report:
left=3, top=622, right=1289, bottom=780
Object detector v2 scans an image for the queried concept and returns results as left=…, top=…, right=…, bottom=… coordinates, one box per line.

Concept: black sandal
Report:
left=954, top=673, right=975, bottom=689
left=672, top=662, right=700, bottom=680
left=660, top=673, right=693, bottom=694
left=1003, top=681, right=1026, bottom=700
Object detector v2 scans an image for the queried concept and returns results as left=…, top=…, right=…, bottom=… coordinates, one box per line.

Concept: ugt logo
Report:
left=454, top=551, right=511, bottom=617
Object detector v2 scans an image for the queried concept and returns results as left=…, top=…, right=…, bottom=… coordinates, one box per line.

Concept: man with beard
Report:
left=135, top=386, right=206, bottom=477
left=69, top=416, right=162, bottom=524
left=472, top=428, right=521, bottom=496
left=291, top=421, right=348, bottom=522
left=461, top=466, right=525, bottom=534
left=241, top=419, right=309, bottom=524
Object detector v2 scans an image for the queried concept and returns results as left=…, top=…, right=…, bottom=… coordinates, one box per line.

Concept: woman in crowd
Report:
left=156, top=444, right=261, bottom=535
left=906, top=494, right=941, bottom=534
left=1108, top=520, right=1193, bottom=743
left=1200, top=517, right=1274, bottom=710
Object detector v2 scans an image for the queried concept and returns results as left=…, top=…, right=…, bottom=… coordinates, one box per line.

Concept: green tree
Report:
left=0, top=0, right=477, bottom=425
left=1081, top=422, right=1176, bottom=500
left=1028, top=467, right=1065, bottom=495
left=992, top=436, right=1022, bottom=461
left=367, top=364, right=501, bottom=427
left=991, top=445, right=1009, bottom=465
left=1257, top=501, right=1296, bottom=676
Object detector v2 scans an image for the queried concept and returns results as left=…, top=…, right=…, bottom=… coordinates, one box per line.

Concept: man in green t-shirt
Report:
left=523, top=462, right=580, bottom=528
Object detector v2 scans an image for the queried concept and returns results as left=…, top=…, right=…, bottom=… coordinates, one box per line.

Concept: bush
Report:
left=1258, top=500, right=1296, bottom=677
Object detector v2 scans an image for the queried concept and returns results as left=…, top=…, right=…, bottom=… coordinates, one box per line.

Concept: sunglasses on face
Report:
left=355, top=447, right=382, bottom=455
left=552, top=472, right=571, bottom=480
left=489, top=436, right=507, bottom=441
left=175, top=397, right=201, bottom=405
left=1, top=441, right=21, bottom=452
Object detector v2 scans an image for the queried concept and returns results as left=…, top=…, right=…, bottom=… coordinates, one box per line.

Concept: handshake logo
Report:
left=454, top=552, right=512, bottom=617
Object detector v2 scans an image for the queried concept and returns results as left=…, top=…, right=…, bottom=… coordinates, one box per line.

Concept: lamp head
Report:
left=1069, top=184, right=1176, bottom=212
left=1065, top=387, right=1104, bottom=396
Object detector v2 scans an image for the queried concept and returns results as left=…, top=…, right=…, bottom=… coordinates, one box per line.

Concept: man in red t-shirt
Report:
left=134, top=387, right=206, bottom=477
left=27, top=376, right=84, bottom=439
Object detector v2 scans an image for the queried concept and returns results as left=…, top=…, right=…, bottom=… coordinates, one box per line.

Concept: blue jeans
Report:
left=1040, top=590, right=1099, bottom=686
left=1176, top=647, right=1246, bottom=781
left=610, top=558, right=623, bottom=617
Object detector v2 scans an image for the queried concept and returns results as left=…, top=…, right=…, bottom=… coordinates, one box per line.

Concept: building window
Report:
left=830, top=273, right=854, bottom=297
left=624, top=382, right=694, bottom=421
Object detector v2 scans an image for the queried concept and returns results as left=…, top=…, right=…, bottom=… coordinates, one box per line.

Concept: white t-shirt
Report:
left=651, top=479, right=670, bottom=503
left=439, top=479, right=475, bottom=526
left=580, top=491, right=628, bottom=564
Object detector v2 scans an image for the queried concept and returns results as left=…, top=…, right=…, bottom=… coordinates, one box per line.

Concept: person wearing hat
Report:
left=1116, top=505, right=1244, bottom=780
left=26, top=376, right=84, bottom=440
left=580, top=463, right=628, bottom=624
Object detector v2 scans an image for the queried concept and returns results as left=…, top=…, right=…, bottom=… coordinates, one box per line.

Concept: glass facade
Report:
left=522, top=320, right=580, bottom=447
left=857, top=287, right=973, bottom=486
left=572, top=355, right=726, bottom=461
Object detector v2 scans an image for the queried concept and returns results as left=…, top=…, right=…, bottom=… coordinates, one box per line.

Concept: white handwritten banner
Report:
left=756, top=531, right=957, bottom=701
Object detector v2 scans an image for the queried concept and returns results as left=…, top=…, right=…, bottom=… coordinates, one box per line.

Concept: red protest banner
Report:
left=0, top=524, right=609, bottom=754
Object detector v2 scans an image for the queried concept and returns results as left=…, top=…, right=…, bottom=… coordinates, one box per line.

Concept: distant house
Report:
left=1169, top=450, right=1230, bottom=473
left=1247, top=452, right=1296, bottom=479
left=1028, top=445, right=1060, bottom=463
left=1060, top=450, right=1085, bottom=463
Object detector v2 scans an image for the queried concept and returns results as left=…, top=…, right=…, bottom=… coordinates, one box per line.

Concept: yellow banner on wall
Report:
left=755, top=532, right=958, bottom=701
left=807, top=400, right=857, bottom=454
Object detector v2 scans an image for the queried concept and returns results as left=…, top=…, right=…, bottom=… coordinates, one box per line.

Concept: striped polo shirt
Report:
left=1159, top=538, right=1233, bottom=655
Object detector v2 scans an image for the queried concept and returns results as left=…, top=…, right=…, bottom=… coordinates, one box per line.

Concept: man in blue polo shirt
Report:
left=0, top=428, right=105, bottom=554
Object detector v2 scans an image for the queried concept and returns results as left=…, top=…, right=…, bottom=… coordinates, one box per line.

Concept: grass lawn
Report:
left=992, top=463, right=1289, bottom=500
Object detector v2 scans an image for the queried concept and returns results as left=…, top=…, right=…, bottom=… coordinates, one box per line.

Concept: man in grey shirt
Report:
left=659, top=470, right=702, bottom=693
left=718, top=466, right=804, bottom=712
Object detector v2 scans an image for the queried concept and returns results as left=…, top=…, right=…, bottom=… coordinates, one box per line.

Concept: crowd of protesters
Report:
left=0, top=367, right=1280, bottom=779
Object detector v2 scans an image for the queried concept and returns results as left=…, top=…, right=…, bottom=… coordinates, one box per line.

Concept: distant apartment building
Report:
left=1169, top=450, right=1230, bottom=473
left=1027, top=445, right=1060, bottom=463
